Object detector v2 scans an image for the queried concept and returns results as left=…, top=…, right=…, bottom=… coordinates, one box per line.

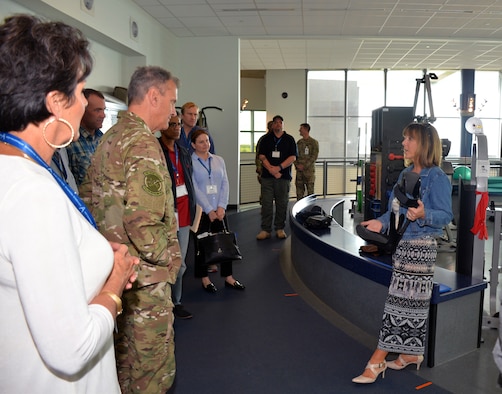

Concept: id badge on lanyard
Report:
left=176, top=184, right=188, bottom=197
left=273, top=136, right=282, bottom=158
left=206, top=184, right=218, bottom=194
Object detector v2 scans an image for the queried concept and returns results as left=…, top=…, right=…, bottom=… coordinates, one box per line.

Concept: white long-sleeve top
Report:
left=0, top=156, right=119, bottom=393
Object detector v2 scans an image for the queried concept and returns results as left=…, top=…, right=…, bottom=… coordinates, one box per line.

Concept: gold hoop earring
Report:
left=42, top=118, right=75, bottom=149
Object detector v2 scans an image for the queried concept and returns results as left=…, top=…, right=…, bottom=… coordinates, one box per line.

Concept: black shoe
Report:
left=225, top=280, right=246, bottom=290
left=202, top=282, right=218, bottom=293
left=173, top=304, right=193, bottom=319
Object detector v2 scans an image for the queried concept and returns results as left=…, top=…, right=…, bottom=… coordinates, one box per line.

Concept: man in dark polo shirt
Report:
left=256, top=115, right=297, bottom=240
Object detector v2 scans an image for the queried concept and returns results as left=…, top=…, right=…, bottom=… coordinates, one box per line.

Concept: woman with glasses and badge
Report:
left=190, top=129, right=245, bottom=293
left=0, top=15, right=138, bottom=393
left=352, top=122, right=453, bottom=384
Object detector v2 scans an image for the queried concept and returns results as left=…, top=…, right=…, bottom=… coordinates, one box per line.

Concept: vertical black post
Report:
left=460, top=69, right=475, bottom=158
left=456, top=179, right=476, bottom=276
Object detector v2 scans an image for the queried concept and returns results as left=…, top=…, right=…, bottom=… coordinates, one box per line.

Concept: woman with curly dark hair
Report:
left=0, top=14, right=138, bottom=393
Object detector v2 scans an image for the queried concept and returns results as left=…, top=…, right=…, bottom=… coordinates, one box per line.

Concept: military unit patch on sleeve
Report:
left=142, top=171, right=164, bottom=196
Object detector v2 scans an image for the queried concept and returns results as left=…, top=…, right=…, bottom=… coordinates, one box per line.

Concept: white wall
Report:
left=86, top=40, right=127, bottom=94
left=241, top=77, right=266, bottom=110
left=3, top=0, right=242, bottom=205
left=176, top=36, right=240, bottom=206
left=3, top=1, right=313, bottom=206
left=266, top=70, right=307, bottom=136
left=0, top=0, right=30, bottom=17
left=10, top=0, right=177, bottom=88
left=0, top=0, right=133, bottom=97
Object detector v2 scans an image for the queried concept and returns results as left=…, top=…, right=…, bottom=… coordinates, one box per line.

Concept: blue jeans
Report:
left=260, top=177, right=291, bottom=232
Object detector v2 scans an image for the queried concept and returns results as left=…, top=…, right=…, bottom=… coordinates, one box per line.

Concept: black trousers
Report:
left=193, top=213, right=233, bottom=278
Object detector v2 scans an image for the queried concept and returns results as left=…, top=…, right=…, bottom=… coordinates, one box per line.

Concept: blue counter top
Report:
left=291, top=196, right=487, bottom=305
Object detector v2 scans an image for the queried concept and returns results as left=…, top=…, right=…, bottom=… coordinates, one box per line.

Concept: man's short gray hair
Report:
left=127, top=66, right=179, bottom=105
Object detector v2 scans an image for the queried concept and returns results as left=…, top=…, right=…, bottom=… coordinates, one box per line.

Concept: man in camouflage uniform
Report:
left=294, top=123, right=319, bottom=200
left=80, top=66, right=181, bottom=394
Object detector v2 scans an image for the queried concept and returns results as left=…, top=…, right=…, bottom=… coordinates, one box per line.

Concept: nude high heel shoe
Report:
left=386, top=355, right=424, bottom=371
left=352, top=361, right=386, bottom=384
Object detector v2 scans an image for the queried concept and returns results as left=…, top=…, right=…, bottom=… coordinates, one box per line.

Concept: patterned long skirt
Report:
left=377, top=236, right=437, bottom=355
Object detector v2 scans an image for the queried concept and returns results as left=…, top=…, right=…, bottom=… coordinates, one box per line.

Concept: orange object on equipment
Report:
left=388, top=153, right=404, bottom=160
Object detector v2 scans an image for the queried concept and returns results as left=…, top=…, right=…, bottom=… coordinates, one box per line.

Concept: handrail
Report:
left=239, top=157, right=502, bottom=204
left=240, top=158, right=363, bottom=202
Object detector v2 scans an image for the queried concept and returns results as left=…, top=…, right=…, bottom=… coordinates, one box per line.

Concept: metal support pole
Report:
left=472, top=134, right=489, bottom=281
left=483, top=207, right=501, bottom=329
left=323, top=160, right=328, bottom=198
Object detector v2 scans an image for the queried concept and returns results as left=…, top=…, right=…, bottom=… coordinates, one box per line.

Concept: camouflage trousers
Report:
left=295, top=170, right=315, bottom=199
left=115, top=282, right=176, bottom=394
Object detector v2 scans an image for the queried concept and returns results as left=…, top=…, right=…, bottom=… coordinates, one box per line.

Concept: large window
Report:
left=307, top=70, right=385, bottom=160
left=346, top=70, right=385, bottom=160
left=387, top=70, right=462, bottom=157
left=239, top=110, right=267, bottom=152
left=307, top=71, right=346, bottom=158
left=307, top=69, right=502, bottom=159
left=474, top=72, right=502, bottom=157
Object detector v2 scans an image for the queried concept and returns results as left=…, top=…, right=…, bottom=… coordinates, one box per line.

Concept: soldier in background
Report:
left=255, top=120, right=273, bottom=206
left=80, top=66, right=181, bottom=394
left=294, top=123, right=319, bottom=200
left=255, top=120, right=273, bottom=184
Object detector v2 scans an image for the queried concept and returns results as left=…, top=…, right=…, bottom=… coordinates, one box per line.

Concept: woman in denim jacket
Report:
left=353, top=122, right=453, bottom=384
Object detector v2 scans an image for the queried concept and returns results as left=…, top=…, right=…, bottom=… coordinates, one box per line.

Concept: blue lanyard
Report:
left=171, top=144, right=179, bottom=175
left=0, top=132, right=97, bottom=229
left=273, top=136, right=282, bottom=150
left=197, top=156, right=212, bottom=179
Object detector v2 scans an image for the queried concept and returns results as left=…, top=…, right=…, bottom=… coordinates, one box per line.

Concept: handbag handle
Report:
left=209, top=218, right=228, bottom=234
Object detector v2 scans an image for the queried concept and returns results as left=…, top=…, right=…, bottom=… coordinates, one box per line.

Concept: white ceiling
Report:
left=133, top=0, right=502, bottom=71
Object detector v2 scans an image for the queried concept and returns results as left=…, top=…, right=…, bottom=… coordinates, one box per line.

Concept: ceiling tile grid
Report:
left=133, top=0, right=502, bottom=70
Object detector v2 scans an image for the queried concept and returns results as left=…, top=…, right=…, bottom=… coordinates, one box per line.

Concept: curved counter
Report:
left=289, top=196, right=487, bottom=367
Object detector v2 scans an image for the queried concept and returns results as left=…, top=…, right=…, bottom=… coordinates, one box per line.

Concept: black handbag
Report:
left=356, top=212, right=405, bottom=255
left=196, top=220, right=243, bottom=265
left=304, top=213, right=332, bottom=229
left=356, top=171, right=421, bottom=254
left=296, top=205, right=333, bottom=229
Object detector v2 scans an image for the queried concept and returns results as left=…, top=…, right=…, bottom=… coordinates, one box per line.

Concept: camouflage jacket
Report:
left=80, top=111, right=181, bottom=287
left=295, top=137, right=319, bottom=172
